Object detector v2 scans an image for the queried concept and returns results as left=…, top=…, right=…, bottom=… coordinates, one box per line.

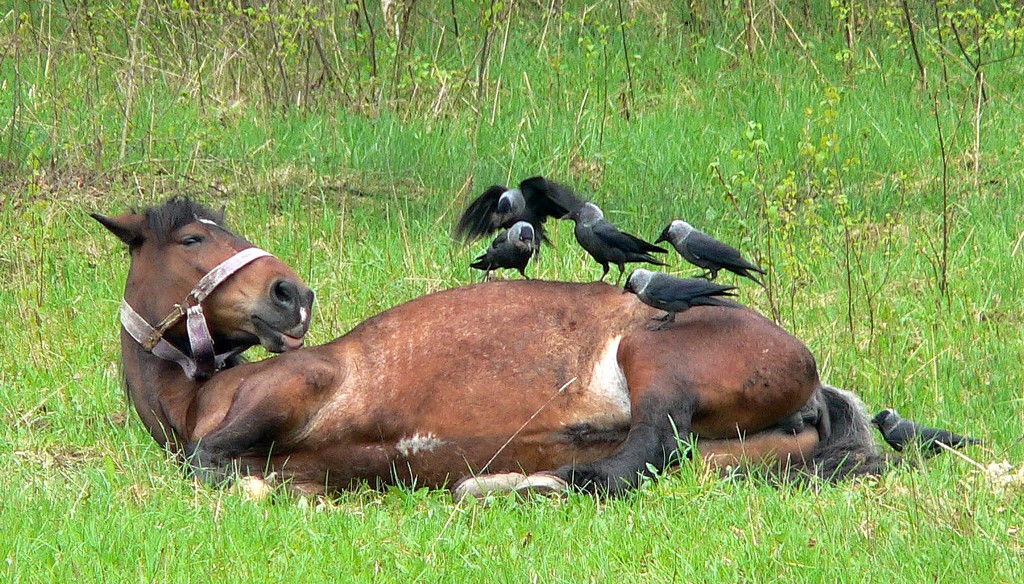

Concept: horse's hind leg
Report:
left=542, top=334, right=823, bottom=496
left=549, top=387, right=699, bottom=496
left=771, top=388, right=829, bottom=437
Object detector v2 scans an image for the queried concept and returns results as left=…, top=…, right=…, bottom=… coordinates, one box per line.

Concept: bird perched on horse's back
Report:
left=657, top=220, right=766, bottom=286
left=569, top=202, right=667, bottom=284
left=470, top=222, right=538, bottom=280
left=871, top=409, right=981, bottom=455
left=453, top=176, right=586, bottom=247
left=624, top=269, right=737, bottom=330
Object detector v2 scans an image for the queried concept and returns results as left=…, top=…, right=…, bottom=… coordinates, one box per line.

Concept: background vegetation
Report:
left=2, top=0, right=1022, bottom=581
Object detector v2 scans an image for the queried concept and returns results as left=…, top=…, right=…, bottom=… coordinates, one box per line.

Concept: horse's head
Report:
left=93, top=198, right=314, bottom=376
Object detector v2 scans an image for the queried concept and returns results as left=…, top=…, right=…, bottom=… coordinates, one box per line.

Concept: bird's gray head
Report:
left=657, top=219, right=694, bottom=244
left=623, top=268, right=654, bottom=295
left=509, top=221, right=535, bottom=244
left=871, top=408, right=899, bottom=432
left=496, top=189, right=525, bottom=215
left=576, top=202, right=604, bottom=225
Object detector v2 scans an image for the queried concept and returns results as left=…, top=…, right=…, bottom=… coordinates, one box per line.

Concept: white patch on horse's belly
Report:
left=581, top=336, right=631, bottom=422
left=396, top=433, right=446, bottom=457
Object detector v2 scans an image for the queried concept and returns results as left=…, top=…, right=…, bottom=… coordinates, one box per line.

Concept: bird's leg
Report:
left=518, top=268, right=530, bottom=280
left=599, top=263, right=610, bottom=282
left=613, top=263, right=626, bottom=286
left=647, top=312, right=676, bottom=331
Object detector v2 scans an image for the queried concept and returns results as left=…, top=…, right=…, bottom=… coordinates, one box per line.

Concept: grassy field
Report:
left=2, top=1, right=1023, bottom=581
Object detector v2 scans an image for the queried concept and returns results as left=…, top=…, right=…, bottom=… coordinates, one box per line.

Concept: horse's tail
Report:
left=763, top=384, right=980, bottom=483
left=785, top=384, right=892, bottom=481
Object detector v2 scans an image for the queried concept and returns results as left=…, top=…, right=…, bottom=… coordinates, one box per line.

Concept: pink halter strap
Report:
left=120, top=247, right=272, bottom=380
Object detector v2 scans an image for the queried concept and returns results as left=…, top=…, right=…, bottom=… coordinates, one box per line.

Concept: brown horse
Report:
left=95, top=198, right=922, bottom=499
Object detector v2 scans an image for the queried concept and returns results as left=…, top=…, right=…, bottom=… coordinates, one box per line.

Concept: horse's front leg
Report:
left=550, top=387, right=698, bottom=496
left=184, top=367, right=329, bottom=484
left=184, top=386, right=291, bottom=483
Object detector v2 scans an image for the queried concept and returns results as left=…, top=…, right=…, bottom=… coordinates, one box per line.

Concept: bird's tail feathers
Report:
left=691, top=295, right=737, bottom=308
left=744, top=270, right=767, bottom=287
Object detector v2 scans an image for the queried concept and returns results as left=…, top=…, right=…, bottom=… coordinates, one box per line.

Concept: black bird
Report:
left=454, top=176, right=585, bottom=247
left=569, top=203, right=668, bottom=284
left=656, top=220, right=766, bottom=286
left=470, top=222, right=538, bottom=280
left=624, top=269, right=737, bottom=330
left=871, top=409, right=981, bottom=455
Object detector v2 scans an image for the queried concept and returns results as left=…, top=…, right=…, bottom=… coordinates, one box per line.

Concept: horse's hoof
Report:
left=452, top=472, right=529, bottom=502
left=237, top=475, right=273, bottom=502
left=513, top=473, right=569, bottom=498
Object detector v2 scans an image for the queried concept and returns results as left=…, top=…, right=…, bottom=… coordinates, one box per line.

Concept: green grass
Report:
left=2, top=1, right=1024, bottom=582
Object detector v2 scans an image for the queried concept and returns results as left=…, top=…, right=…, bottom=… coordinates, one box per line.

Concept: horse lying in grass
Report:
left=93, top=198, right=973, bottom=499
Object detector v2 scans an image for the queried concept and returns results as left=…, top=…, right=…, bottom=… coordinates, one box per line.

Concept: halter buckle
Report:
left=143, top=303, right=186, bottom=350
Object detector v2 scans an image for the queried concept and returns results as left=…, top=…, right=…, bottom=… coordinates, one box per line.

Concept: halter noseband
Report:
left=120, top=247, right=272, bottom=380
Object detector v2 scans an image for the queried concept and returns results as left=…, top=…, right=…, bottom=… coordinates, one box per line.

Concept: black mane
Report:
left=142, top=198, right=226, bottom=243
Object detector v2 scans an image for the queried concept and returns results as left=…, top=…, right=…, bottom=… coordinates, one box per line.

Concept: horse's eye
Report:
left=180, top=235, right=205, bottom=247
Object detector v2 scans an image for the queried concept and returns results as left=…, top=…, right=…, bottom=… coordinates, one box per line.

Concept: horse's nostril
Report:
left=272, top=279, right=298, bottom=308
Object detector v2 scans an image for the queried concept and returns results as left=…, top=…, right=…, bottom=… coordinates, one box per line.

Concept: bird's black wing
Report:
left=516, top=177, right=589, bottom=245
left=646, top=276, right=736, bottom=305
left=470, top=229, right=510, bottom=270
left=489, top=229, right=510, bottom=247
left=520, top=176, right=588, bottom=220
left=486, top=242, right=518, bottom=270
left=592, top=220, right=667, bottom=256
left=454, top=184, right=510, bottom=244
left=688, top=230, right=764, bottom=273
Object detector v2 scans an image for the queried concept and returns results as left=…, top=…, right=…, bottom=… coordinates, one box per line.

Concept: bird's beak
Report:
left=654, top=228, right=669, bottom=244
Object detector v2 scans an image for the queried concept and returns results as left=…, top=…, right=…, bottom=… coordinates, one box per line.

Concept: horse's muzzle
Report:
left=252, top=278, right=314, bottom=352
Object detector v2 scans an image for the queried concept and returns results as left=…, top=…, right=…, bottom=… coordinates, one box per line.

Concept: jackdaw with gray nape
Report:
left=871, top=409, right=981, bottom=454
left=657, top=220, right=766, bottom=286
left=470, top=221, right=538, bottom=280
left=569, top=203, right=667, bottom=284
left=623, top=268, right=737, bottom=330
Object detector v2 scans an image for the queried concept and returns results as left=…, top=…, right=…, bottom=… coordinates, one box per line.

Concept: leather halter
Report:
left=120, top=247, right=272, bottom=380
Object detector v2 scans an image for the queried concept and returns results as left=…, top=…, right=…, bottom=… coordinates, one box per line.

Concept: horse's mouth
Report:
left=252, top=315, right=308, bottom=353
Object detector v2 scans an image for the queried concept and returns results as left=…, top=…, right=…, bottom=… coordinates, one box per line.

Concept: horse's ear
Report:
left=214, top=205, right=226, bottom=224
left=91, top=212, right=146, bottom=247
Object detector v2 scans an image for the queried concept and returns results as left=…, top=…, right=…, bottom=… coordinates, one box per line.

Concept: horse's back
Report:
left=335, top=280, right=644, bottom=432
